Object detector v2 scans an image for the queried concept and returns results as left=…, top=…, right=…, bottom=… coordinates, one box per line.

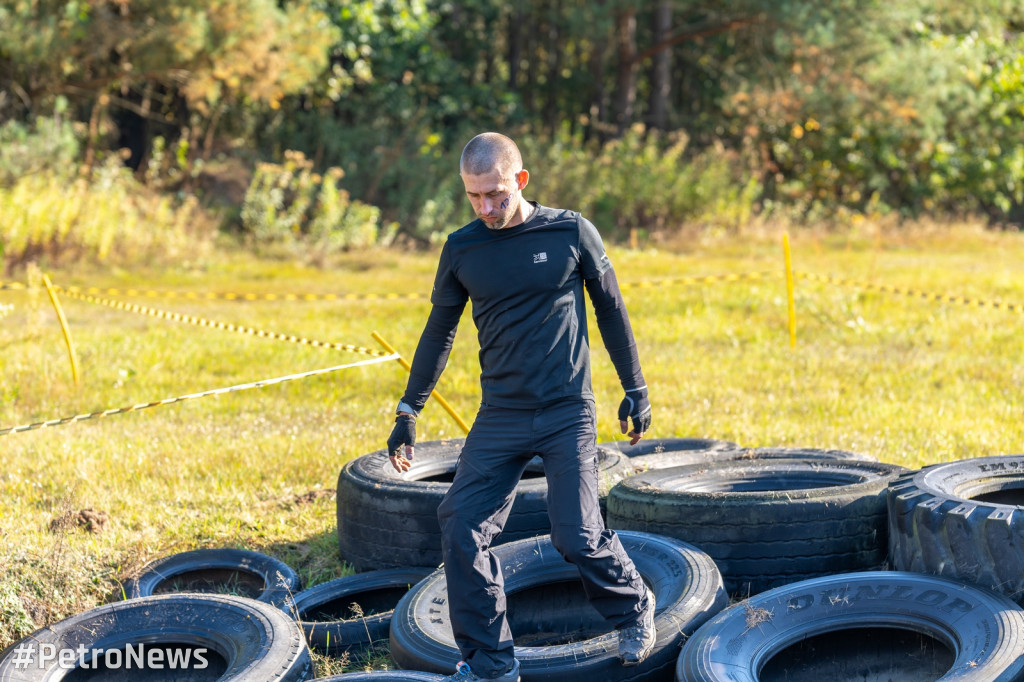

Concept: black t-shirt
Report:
left=430, top=203, right=612, bottom=408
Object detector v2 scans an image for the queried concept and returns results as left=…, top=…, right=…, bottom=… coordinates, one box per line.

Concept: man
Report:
left=386, top=132, right=654, bottom=682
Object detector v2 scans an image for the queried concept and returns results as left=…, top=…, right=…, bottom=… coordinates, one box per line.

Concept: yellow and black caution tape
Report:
left=620, top=271, right=771, bottom=290
left=0, top=353, right=399, bottom=436
left=796, top=272, right=1024, bottom=314
left=6, top=270, right=772, bottom=302
left=54, top=285, right=426, bottom=302
left=60, top=289, right=392, bottom=356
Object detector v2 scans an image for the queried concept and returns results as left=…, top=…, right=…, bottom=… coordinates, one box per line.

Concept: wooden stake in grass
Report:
left=372, top=330, right=470, bottom=435
left=783, top=233, right=797, bottom=348
left=42, top=273, right=80, bottom=386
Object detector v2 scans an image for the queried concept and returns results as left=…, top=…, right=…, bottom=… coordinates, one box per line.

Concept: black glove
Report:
left=618, top=386, right=652, bottom=436
left=387, top=414, right=416, bottom=459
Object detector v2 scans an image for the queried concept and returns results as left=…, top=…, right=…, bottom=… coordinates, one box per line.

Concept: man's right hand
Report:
left=387, top=413, right=416, bottom=472
left=618, top=386, right=652, bottom=446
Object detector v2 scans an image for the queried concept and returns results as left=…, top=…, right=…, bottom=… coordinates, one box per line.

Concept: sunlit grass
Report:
left=1, top=221, right=1023, bottom=672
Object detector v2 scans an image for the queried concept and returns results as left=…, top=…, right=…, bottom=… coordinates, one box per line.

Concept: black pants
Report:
left=437, top=399, right=648, bottom=677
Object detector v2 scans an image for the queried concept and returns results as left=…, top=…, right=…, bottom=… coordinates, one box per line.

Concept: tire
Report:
left=281, top=567, right=433, bottom=656
left=389, top=530, right=727, bottom=682
left=676, top=570, right=1024, bottom=682
left=0, top=593, right=312, bottom=681
left=124, top=548, right=300, bottom=607
left=600, top=437, right=737, bottom=462
left=316, top=673, right=446, bottom=681
left=336, top=439, right=632, bottom=571
left=606, top=458, right=906, bottom=596
left=888, top=454, right=1024, bottom=604
left=625, top=443, right=874, bottom=475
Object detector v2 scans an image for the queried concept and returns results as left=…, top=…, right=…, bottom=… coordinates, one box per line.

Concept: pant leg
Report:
left=535, top=399, right=650, bottom=629
left=437, top=404, right=532, bottom=677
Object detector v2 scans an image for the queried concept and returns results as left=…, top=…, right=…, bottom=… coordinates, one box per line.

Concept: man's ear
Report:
left=516, top=169, right=530, bottom=190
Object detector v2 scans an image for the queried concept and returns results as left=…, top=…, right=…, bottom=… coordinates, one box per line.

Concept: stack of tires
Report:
left=0, top=548, right=315, bottom=681
left=673, top=453, right=1024, bottom=681
left=8, top=442, right=1024, bottom=680
left=332, top=439, right=1024, bottom=680
left=0, top=547, right=432, bottom=681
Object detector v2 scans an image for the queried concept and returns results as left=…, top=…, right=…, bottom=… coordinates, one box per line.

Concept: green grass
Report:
left=1, top=222, right=1023, bottom=673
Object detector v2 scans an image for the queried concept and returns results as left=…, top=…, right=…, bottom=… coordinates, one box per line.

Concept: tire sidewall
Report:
left=0, top=593, right=312, bottom=681
left=283, top=568, right=433, bottom=655
left=676, top=571, right=1024, bottom=681
left=124, top=548, right=301, bottom=606
left=390, top=530, right=726, bottom=681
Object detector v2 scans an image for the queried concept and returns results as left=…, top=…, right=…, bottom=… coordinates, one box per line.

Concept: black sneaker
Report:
left=443, top=659, right=521, bottom=681
left=618, top=589, right=656, bottom=666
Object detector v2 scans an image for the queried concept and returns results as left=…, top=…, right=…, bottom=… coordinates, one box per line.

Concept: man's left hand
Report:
left=618, top=387, right=651, bottom=445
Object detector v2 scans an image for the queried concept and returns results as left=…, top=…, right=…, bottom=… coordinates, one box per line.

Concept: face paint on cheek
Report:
left=499, top=194, right=512, bottom=210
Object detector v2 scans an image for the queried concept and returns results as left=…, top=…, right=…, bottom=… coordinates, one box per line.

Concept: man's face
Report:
left=462, top=168, right=521, bottom=230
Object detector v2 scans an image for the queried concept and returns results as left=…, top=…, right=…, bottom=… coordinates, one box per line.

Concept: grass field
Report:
left=1, top=223, right=1023, bottom=673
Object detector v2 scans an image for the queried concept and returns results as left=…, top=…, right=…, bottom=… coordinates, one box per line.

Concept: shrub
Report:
left=522, top=126, right=758, bottom=240
left=240, top=151, right=385, bottom=260
left=0, top=158, right=209, bottom=273
left=0, top=99, right=81, bottom=187
left=390, top=126, right=758, bottom=244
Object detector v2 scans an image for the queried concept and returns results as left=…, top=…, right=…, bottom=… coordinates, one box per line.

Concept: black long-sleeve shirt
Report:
left=401, top=203, right=645, bottom=412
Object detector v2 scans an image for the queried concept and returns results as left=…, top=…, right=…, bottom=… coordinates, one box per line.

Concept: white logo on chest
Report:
left=533, top=252, right=548, bottom=264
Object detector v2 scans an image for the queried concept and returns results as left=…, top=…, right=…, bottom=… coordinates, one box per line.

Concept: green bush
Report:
left=383, top=126, right=759, bottom=243
left=522, top=126, right=758, bottom=239
left=0, top=99, right=81, bottom=186
left=733, top=26, right=1024, bottom=224
left=240, top=151, right=385, bottom=260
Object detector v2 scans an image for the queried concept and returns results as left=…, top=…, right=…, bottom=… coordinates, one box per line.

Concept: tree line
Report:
left=2, top=0, right=1023, bottom=246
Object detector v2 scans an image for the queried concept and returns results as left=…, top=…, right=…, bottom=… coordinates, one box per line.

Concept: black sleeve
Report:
left=400, top=302, right=467, bottom=412
left=584, top=268, right=646, bottom=391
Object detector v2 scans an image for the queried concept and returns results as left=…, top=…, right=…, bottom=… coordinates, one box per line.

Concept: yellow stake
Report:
left=372, top=331, right=471, bottom=435
left=783, top=233, right=797, bottom=348
left=42, top=274, right=81, bottom=385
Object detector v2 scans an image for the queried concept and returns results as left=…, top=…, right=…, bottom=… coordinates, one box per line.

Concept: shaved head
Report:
left=460, top=132, right=523, bottom=180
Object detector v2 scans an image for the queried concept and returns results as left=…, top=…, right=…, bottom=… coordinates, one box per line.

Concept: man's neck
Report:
left=507, top=200, right=534, bottom=228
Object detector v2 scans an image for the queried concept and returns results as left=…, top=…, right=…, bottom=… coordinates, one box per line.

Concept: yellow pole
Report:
left=783, top=233, right=797, bottom=348
left=372, top=330, right=471, bottom=435
left=42, top=274, right=81, bottom=385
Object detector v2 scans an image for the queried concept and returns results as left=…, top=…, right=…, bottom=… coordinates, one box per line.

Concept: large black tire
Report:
left=336, top=439, right=632, bottom=571
left=607, top=458, right=906, bottom=596
left=389, top=530, right=727, bottom=682
left=0, top=594, right=312, bottom=681
left=317, top=673, right=445, bottom=681
left=676, top=571, right=1024, bottom=681
left=124, top=548, right=300, bottom=607
left=623, top=443, right=874, bottom=475
left=281, top=567, right=433, bottom=656
left=888, top=454, right=1024, bottom=604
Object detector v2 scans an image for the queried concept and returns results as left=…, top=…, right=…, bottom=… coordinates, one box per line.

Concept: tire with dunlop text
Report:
left=676, top=571, right=1024, bottom=681
left=124, top=548, right=301, bottom=607
left=0, top=593, right=312, bottom=681
left=389, top=530, right=727, bottom=682
left=888, top=454, right=1024, bottom=604
left=336, top=439, right=631, bottom=571
left=607, top=458, right=905, bottom=596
